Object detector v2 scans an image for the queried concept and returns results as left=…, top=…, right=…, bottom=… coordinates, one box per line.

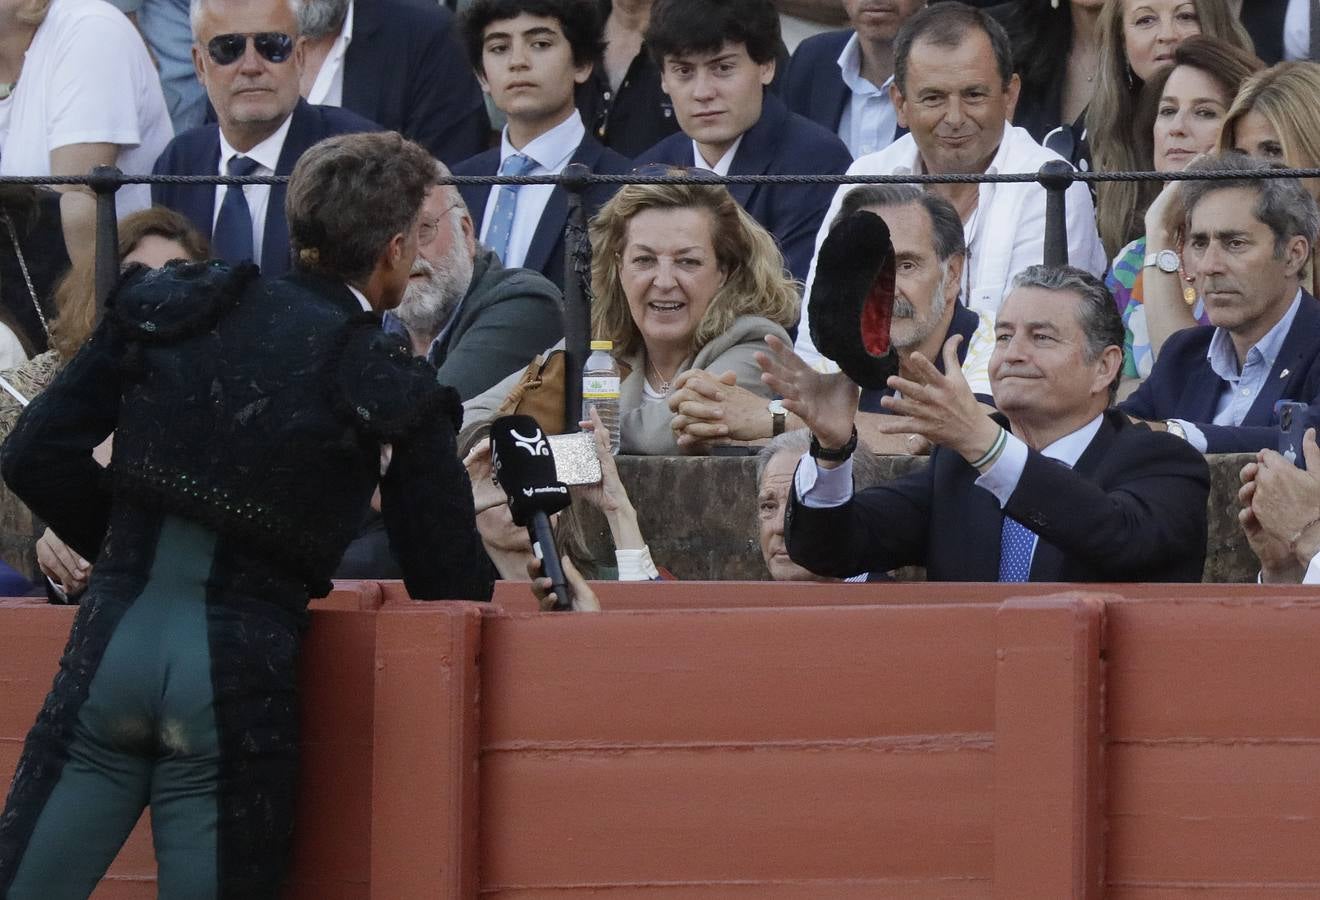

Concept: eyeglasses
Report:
left=205, top=32, right=295, bottom=66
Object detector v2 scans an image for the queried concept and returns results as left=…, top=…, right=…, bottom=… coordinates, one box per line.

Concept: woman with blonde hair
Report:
left=588, top=179, right=798, bottom=454
left=1089, top=0, right=1253, bottom=258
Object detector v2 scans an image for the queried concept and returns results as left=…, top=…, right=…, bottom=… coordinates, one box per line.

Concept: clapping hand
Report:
left=755, top=334, right=858, bottom=453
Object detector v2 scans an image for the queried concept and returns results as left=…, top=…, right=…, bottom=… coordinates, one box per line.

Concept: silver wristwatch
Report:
left=1143, top=249, right=1181, bottom=274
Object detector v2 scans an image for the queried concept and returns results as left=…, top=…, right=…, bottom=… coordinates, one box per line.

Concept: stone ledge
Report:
left=577, top=453, right=1256, bottom=582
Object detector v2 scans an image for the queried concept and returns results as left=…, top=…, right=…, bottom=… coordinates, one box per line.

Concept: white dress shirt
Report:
left=793, top=125, right=1107, bottom=370
left=214, top=114, right=294, bottom=265
left=692, top=134, right=743, bottom=175
left=795, top=414, right=1104, bottom=513
left=835, top=32, right=898, bottom=158
left=304, top=0, right=354, bottom=108
left=1285, top=0, right=1311, bottom=61
left=477, top=111, right=585, bottom=270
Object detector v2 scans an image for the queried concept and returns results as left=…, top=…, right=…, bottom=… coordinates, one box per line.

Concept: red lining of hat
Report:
left=860, top=258, right=894, bottom=357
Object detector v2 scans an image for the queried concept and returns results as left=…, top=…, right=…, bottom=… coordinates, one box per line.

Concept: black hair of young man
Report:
left=460, top=0, right=606, bottom=77
left=644, top=0, right=781, bottom=66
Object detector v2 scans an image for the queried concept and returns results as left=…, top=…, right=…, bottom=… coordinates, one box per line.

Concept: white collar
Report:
left=835, top=31, right=892, bottom=97
left=692, top=134, right=743, bottom=175
left=499, top=109, right=585, bottom=171
left=218, top=110, right=294, bottom=173
left=1035, top=412, right=1105, bottom=469
left=347, top=284, right=373, bottom=312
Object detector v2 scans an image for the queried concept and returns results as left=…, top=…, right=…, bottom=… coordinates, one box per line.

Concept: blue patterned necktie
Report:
left=212, top=155, right=260, bottom=265
left=485, top=152, right=538, bottom=264
left=998, top=516, right=1037, bottom=583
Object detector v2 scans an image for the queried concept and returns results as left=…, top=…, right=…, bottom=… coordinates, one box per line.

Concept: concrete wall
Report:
left=3, top=580, right=1319, bottom=897
left=602, top=453, right=1257, bottom=582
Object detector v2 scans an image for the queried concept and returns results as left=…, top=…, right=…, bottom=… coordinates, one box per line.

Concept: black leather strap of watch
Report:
left=809, top=425, right=858, bottom=462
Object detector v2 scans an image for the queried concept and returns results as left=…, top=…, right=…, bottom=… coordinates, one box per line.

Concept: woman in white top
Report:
left=0, top=0, right=173, bottom=273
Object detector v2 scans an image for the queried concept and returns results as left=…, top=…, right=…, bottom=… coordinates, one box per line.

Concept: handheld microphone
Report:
left=489, top=415, right=573, bottom=610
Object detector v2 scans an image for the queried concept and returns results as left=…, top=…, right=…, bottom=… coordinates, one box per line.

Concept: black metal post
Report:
left=560, top=163, right=592, bottom=434
left=1038, top=160, right=1074, bottom=268
left=88, top=165, right=123, bottom=309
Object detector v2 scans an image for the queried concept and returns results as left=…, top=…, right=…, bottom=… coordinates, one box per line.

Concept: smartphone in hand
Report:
left=1276, top=400, right=1308, bottom=469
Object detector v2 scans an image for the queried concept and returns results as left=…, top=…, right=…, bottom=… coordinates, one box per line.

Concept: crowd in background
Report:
left=2, top=0, right=1320, bottom=593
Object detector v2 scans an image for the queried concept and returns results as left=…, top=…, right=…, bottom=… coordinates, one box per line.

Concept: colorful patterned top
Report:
left=1106, top=236, right=1209, bottom=381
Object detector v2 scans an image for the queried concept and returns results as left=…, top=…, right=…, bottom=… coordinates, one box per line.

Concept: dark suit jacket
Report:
left=785, top=410, right=1210, bottom=582
left=1119, top=290, right=1320, bottom=453
left=782, top=30, right=853, bottom=135
left=1240, top=0, right=1291, bottom=65
left=634, top=92, right=853, bottom=283
left=343, top=0, right=489, bottom=165
left=453, top=133, right=631, bottom=290
left=152, top=99, right=380, bottom=277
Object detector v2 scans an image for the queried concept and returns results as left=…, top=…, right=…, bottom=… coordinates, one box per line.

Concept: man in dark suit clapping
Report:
left=763, top=264, right=1210, bottom=583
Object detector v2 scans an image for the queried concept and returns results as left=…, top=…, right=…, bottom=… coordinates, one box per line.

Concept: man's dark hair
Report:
left=894, top=2, right=1014, bottom=95
left=460, top=0, right=604, bottom=76
left=835, top=184, right=966, bottom=262
left=645, top=0, right=781, bottom=66
left=1010, top=265, right=1124, bottom=403
left=1182, top=151, right=1320, bottom=257
left=286, top=132, right=436, bottom=284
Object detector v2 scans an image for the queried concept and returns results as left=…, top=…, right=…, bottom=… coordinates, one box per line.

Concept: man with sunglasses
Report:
left=151, top=0, right=380, bottom=277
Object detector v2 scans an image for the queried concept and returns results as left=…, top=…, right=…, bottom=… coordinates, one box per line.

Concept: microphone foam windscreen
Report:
left=489, top=415, right=571, bottom=526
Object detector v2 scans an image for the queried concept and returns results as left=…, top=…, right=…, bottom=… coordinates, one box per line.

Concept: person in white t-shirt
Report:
left=0, top=0, right=173, bottom=274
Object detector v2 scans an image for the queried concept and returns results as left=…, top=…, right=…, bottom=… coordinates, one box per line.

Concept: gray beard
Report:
left=394, top=248, right=474, bottom=348
left=298, top=0, right=350, bottom=39
left=891, top=268, right=951, bottom=350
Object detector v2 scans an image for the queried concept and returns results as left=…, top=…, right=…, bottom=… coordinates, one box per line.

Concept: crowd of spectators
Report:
left=2, top=0, right=1320, bottom=592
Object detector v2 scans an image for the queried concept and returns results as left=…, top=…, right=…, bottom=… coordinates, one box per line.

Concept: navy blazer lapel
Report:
left=1244, top=291, right=1320, bottom=424
left=1026, top=413, right=1117, bottom=581
left=340, top=0, right=383, bottom=114
left=261, top=100, right=316, bottom=275
left=189, top=135, right=223, bottom=234
left=1177, top=354, right=1224, bottom=424
left=813, top=36, right=851, bottom=131
left=965, top=482, right=1006, bottom=581
left=455, top=150, right=498, bottom=225
left=523, top=142, right=596, bottom=275
left=726, top=93, right=787, bottom=208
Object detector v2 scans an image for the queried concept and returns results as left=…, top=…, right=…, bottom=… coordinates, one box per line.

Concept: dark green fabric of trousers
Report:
left=6, top=516, right=220, bottom=899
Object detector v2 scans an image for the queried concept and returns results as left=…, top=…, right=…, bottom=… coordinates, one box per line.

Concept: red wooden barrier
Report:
left=2, top=582, right=1319, bottom=898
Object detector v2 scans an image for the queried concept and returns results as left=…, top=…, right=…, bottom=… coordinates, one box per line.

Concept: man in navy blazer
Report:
left=1121, top=156, right=1320, bottom=454
left=1239, top=0, right=1305, bottom=65
left=453, top=0, right=630, bottom=291
left=770, top=265, right=1209, bottom=583
left=153, top=0, right=379, bottom=278
left=297, top=0, right=489, bottom=165
left=634, top=0, right=852, bottom=284
left=781, top=0, right=921, bottom=158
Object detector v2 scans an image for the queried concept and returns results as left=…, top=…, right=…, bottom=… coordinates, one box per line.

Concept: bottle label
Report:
left=583, top=375, right=620, bottom=399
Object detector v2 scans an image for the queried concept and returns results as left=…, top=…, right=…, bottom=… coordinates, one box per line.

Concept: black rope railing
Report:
left=9, top=161, right=1315, bottom=431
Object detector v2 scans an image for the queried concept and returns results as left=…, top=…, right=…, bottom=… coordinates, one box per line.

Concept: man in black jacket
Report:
left=765, top=264, right=1209, bottom=583
left=0, top=132, right=491, bottom=899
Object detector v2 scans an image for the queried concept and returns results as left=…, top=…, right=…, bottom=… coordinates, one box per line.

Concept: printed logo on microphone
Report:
left=512, top=426, right=550, bottom=457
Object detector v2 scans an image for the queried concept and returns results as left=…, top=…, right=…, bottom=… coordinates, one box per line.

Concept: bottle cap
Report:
left=589, top=340, right=613, bottom=351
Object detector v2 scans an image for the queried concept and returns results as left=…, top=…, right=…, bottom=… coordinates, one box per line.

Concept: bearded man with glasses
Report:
left=151, top=0, right=380, bottom=277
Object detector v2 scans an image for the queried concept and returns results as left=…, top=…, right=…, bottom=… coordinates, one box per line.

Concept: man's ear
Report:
left=192, top=43, right=208, bottom=86
left=459, top=212, right=476, bottom=259
left=1003, top=72, right=1021, bottom=123
left=758, top=58, right=775, bottom=86
left=1286, top=234, right=1311, bottom=279
left=574, top=60, right=593, bottom=86
left=943, top=254, right=965, bottom=305
left=1093, top=344, right=1123, bottom=396
left=891, top=81, right=907, bottom=129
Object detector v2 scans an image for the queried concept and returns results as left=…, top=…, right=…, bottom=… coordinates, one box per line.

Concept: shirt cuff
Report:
left=794, top=452, right=854, bottom=508
left=1305, top=551, right=1320, bottom=585
left=973, top=431, right=1029, bottom=507
left=615, top=546, right=660, bottom=582
left=1171, top=419, right=1208, bottom=453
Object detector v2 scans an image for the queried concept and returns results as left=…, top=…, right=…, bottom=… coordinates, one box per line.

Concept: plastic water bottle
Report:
left=582, top=340, right=621, bottom=454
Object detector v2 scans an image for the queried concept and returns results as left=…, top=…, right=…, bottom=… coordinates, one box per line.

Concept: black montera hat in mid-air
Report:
left=808, top=209, right=901, bottom=390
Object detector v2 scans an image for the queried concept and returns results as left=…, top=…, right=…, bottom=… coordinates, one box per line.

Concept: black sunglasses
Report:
left=206, top=32, right=295, bottom=66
